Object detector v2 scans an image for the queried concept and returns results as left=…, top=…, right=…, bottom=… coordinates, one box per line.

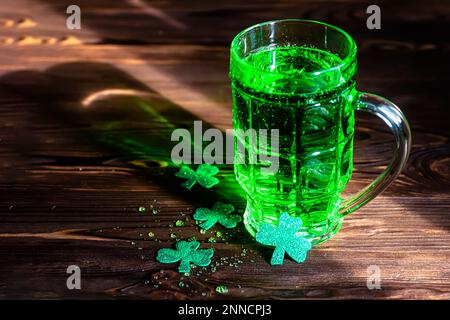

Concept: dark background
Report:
left=0, top=0, right=449, bottom=299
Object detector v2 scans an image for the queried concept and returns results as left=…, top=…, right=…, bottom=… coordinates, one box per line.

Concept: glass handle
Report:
left=339, top=92, right=412, bottom=216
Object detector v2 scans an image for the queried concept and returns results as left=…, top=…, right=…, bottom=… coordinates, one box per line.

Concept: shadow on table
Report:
left=0, top=62, right=244, bottom=210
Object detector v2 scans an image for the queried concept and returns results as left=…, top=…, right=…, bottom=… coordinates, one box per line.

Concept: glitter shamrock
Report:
left=194, top=202, right=241, bottom=230
left=255, top=212, right=311, bottom=265
left=215, top=285, right=229, bottom=294
left=156, top=240, right=214, bottom=273
left=175, top=164, right=219, bottom=190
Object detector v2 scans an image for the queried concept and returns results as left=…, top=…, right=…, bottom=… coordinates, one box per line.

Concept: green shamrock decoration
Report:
left=255, top=212, right=311, bottom=265
left=175, top=164, right=219, bottom=190
left=194, top=202, right=242, bottom=230
left=156, top=240, right=214, bottom=273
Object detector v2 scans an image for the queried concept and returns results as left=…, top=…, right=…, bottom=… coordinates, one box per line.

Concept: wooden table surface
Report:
left=0, top=0, right=449, bottom=299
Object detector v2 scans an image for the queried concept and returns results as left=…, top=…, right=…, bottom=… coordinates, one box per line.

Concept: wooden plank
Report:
left=0, top=0, right=449, bottom=299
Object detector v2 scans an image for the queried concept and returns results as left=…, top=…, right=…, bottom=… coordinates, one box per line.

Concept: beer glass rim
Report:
left=230, top=19, right=357, bottom=78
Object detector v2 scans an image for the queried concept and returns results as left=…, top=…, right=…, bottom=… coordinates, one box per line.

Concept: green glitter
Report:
left=194, top=202, right=241, bottom=230
left=255, top=212, right=311, bottom=265
left=138, top=206, right=146, bottom=213
left=215, top=231, right=223, bottom=238
left=156, top=240, right=214, bottom=273
left=175, top=164, right=219, bottom=190
left=175, top=220, right=185, bottom=227
left=215, top=285, right=229, bottom=294
left=208, top=237, right=217, bottom=243
left=200, top=229, right=207, bottom=234
left=170, top=233, right=177, bottom=239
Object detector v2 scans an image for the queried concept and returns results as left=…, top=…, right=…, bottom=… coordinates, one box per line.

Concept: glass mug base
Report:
left=243, top=206, right=344, bottom=246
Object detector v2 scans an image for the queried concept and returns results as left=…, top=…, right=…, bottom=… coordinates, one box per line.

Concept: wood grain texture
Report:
left=0, top=0, right=449, bottom=299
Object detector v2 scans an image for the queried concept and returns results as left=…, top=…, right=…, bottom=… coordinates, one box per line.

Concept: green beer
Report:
left=231, top=45, right=356, bottom=242
left=230, top=20, right=411, bottom=245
